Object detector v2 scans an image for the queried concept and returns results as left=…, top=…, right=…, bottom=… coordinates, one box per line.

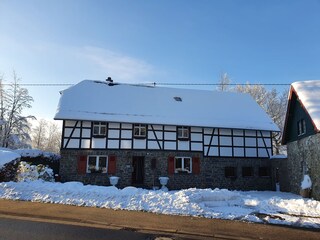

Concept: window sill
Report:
left=133, top=136, right=146, bottom=139
left=174, top=171, right=191, bottom=175
left=177, top=137, right=190, bottom=141
left=92, top=135, right=106, bottom=138
left=86, top=172, right=107, bottom=174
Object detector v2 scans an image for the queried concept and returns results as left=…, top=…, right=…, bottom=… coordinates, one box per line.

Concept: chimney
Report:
left=106, top=77, right=115, bottom=86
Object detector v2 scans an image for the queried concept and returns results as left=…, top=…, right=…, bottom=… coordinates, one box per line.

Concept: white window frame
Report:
left=93, top=122, right=107, bottom=136
left=174, top=157, right=192, bottom=173
left=177, top=126, right=189, bottom=139
left=298, top=119, right=306, bottom=136
left=133, top=124, right=147, bottom=138
left=87, top=155, right=108, bottom=173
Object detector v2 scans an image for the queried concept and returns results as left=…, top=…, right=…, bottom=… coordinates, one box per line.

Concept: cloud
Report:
left=0, top=34, right=157, bottom=83
left=79, top=46, right=155, bottom=82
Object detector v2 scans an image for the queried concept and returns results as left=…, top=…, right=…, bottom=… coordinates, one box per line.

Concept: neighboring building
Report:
left=282, top=80, right=320, bottom=200
left=54, top=80, right=279, bottom=190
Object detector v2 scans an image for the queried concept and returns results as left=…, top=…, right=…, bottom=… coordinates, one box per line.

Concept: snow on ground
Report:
left=0, top=180, right=320, bottom=228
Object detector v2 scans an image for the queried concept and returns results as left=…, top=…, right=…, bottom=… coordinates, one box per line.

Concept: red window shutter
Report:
left=77, top=155, right=87, bottom=175
left=168, top=156, right=175, bottom=175
left=108, top=155, right=117, bottom=175
left=192, top=157, right=200, bottom=175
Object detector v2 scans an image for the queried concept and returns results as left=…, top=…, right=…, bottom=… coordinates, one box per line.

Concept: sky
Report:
left=0, top=0, right=320, bottom=120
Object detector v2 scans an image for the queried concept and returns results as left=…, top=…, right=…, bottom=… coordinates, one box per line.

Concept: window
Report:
left=133, top=124, right=146, bottom=138
left=225, top=167, right=237, bottom=178
left=87, top=156, right=108, bottom=173
left=174, top=96, right=182, bottom=102
left=259, top=167, right=271, bottom=177
left=177, top=126, right=189, bottom=139
left=93, top=122, right=107, bottom=136
left=175, top=157, right=192, bottom=173
left=242, top=167, right=253, bottom=177
left=297, top=119, right=306, bottom=136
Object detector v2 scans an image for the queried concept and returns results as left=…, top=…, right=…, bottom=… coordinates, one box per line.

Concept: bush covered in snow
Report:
left=0, top=159, right=20, bottom=182
left=15, top=149, right=60, bottom=175
left=0, top=148, right=60, bottom=182
left=16, top=161, right=54, bottom=182
left=0, top=149, right=21, bottom=182
left=15, top=149, right=60, bottom=160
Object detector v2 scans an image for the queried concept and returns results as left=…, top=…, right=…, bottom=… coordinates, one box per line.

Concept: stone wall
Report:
left=201, top=157, right=274, bottom=191
left=286, top=134, right=320, bottom=200
left=60, top=149, right=276, bottom=191
left=270, top=157, right=290, bottom=192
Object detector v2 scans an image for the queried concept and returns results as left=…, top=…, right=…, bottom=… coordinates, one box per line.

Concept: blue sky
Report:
left=0, top=0, right=320, bottom=120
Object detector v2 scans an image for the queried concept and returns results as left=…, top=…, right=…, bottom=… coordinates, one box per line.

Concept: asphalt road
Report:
left=1, top=199, right=320, bottom=240
left=0, top=217, right=168, bottom=240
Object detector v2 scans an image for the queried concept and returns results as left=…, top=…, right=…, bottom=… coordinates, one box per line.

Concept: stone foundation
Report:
left=286, top=134, right=320, bottom=200
left=60, top=149, right=276, bottom=191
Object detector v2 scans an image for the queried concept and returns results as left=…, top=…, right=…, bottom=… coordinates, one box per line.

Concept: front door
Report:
left=132, top=156, right=144, bottom=185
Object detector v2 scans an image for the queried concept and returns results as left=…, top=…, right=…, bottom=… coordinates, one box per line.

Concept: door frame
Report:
left=132, top=156, right=145, bottom=185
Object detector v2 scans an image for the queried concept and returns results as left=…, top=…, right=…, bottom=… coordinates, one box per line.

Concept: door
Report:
left=132, top=156, right=144, bottom=185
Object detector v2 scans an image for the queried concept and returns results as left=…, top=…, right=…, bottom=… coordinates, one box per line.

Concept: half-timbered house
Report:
left=54, top=79, right=279, bottom=190
left=282, top=80, right=320, bottom=200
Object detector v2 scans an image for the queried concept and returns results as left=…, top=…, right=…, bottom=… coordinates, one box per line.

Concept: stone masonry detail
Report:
left=287, top=134, right=320, bottom=200
left=60, top=149, right=275, bottom=191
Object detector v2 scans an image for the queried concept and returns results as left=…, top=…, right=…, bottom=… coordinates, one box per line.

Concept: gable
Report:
left=282, top=90, right=316, bottom=144
left=54, top=80, right=279, bottom=132
left=292, top=80, right=320, bottom=130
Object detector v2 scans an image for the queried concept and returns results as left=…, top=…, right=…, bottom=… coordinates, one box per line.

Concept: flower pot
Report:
left=109, top=176, right=120, bottom=187
left=300, top=188, right=311, bottom=198
left=159, top=177, right=169, bottom=191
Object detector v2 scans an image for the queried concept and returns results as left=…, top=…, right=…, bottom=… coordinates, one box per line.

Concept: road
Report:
left=0, top=217, right=166, bottom=240
left=0, top=199, right=320, bottom=240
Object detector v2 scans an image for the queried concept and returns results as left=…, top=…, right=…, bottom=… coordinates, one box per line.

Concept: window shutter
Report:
left=77, top=155, right=87, bottom=175
left=192, top=157, right=200, bottom=175
left=168, top=156, right=175, bottom=175
left=108, top=155, right=117, bottom=175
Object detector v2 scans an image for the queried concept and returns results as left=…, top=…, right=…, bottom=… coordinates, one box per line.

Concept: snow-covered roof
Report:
left=291, top=80, right=320, bottom=131
left=54, top=80, right=279, bottom=131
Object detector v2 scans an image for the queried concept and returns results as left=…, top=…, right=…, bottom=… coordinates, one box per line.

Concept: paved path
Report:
left=0, top=199, right=319, bottom=240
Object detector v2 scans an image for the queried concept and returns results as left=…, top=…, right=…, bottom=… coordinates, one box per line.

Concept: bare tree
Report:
left=0, top=72, right=34, bottom=148
left=32, top=119, right=48, bottom=150
left=45, top=121, right=61, bottom=153
left=216, top=72, right=231, bottom=91
left=31, top=119, right=61, bottom=154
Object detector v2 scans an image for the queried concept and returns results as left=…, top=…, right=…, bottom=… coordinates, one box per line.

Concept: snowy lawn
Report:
left=1, top=180, right=320, bottom=228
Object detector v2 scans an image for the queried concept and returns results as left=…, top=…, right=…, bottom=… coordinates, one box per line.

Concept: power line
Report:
left=2, top=83, right=74, bottom=86
left=1, top=82, right=291, bottom=87
left=154, top=83, right=291, bottom=86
